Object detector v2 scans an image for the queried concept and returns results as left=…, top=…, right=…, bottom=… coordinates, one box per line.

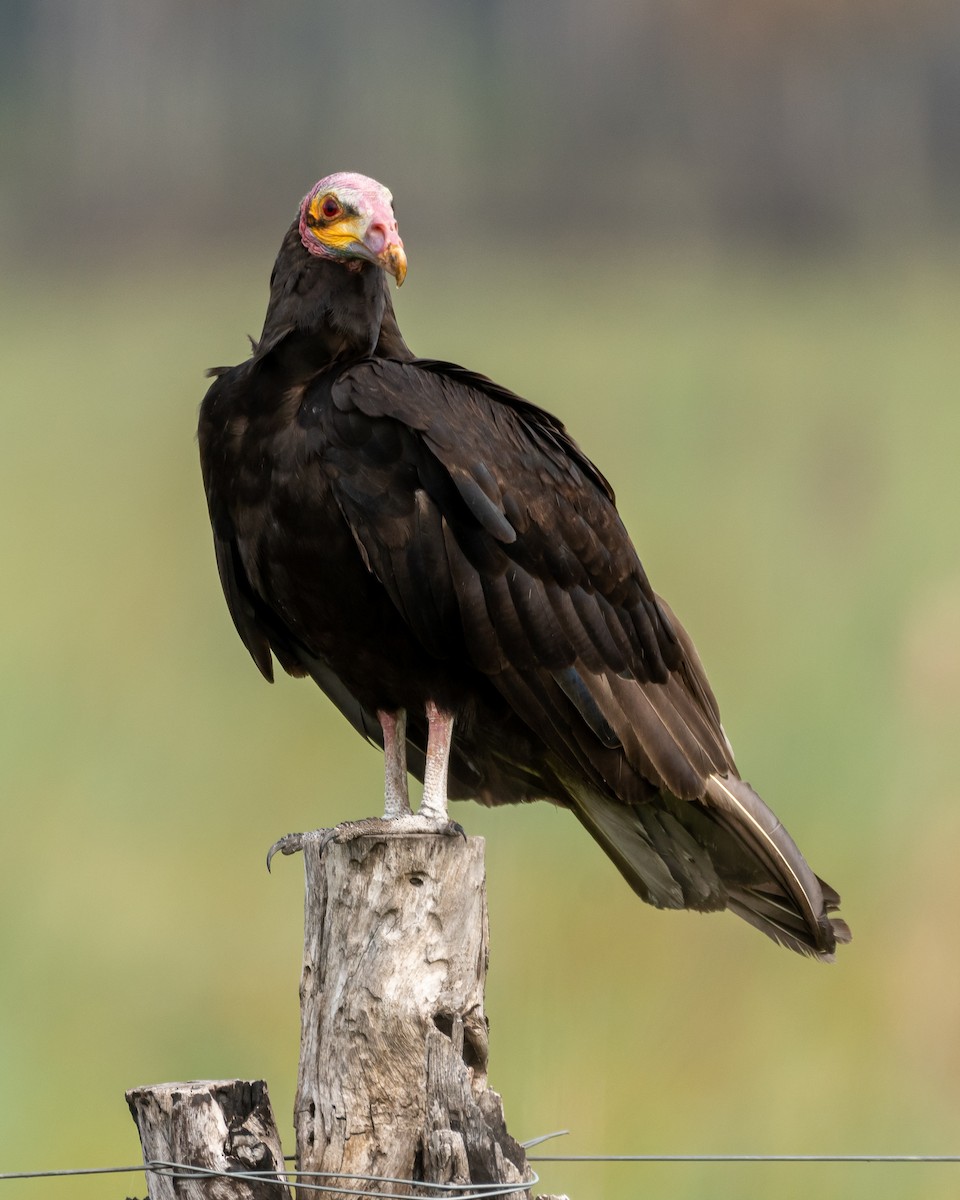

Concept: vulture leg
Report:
left=265, top=702, right=462, bottom=869
left=419, top=700, right=455, bottom=821
left=379, top=708, right=412, bottom=818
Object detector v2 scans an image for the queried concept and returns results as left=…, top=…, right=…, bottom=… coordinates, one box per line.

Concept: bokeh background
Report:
left=2, top=3, right=959, bottom=1198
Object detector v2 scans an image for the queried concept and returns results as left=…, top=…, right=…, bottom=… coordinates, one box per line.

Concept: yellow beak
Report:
left=380, top=242, right=407, bottom=287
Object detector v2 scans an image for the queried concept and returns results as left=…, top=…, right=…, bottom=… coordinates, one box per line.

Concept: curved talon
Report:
left=266, top=831, right=306, bottom=872
left=267, top=818, right=468, bottom=872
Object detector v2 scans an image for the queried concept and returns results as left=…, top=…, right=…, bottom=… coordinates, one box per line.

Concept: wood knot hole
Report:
left=433, top=1012, right=486, bottom=1072
left=408, top=874, right=425, bottom=887
left=433, top=1012, right=454, bottom=1038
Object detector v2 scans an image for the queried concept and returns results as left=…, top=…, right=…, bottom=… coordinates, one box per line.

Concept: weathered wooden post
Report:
left=127, top=830, right=562, bottom=1198
left=126, top=1079, right=291, bottom=1199
left=294, top=830, right=530, bottom=1196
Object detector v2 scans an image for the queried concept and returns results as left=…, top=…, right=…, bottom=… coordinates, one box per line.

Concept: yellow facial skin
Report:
left=304, top=196, right=363, bottom=250
left=303, top=192, right=407, bottom=284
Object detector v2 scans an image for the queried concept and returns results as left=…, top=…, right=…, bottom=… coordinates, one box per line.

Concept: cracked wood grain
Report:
left=294, top=831, right=529, bottom=1198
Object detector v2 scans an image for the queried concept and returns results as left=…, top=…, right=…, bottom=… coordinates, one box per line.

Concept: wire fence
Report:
left=3, top=1131, right=960, bottom=1197
left=0, top=1160, right=535, bottom=1198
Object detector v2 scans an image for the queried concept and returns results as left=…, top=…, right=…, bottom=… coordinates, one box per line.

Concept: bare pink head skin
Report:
left=298, top=172, right=407, bottom=284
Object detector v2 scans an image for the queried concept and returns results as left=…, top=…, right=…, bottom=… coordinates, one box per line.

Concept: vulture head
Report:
left=299, top=172, right=407, bottom=285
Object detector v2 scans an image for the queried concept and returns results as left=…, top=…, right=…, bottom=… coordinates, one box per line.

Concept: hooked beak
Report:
left=358, top=214, right=406, bottom=286
left=378, top=241, right=407, bottom=286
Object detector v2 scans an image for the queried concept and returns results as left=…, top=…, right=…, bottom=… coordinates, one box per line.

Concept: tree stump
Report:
left=126, top=1079, right=291, bottom=1199
left=295, top=831, right=530, bottom=1197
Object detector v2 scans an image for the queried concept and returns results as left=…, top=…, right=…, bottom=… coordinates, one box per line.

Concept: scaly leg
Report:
left=266, top=699, right=461, bottom=870
left=419, top=699, right=455, bottom=821
left=379, top=708, right=412, bottom=819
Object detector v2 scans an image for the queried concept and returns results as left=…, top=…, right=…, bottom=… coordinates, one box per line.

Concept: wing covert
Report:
left=317, top=357, right=734, bottom=798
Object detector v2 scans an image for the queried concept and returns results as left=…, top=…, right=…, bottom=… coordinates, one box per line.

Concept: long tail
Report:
left=705, top=774, right=850, bottom=960
left=568, top=774, right=850, bottom=961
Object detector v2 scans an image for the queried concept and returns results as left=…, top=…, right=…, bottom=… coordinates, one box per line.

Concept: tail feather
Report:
left=727, top=893, right=837, bottom=960
left=565, top=773, right=848, bottom=960
left=705, top=773, right=849, bottom=959
left=570, top=784, right=688, bottom=910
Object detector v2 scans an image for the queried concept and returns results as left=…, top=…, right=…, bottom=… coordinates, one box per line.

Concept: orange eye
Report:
left=320, top=195, right=342, bottom=220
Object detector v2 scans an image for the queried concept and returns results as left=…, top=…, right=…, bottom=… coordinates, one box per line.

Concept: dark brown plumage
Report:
left=199, top=173, right=849, bottom=959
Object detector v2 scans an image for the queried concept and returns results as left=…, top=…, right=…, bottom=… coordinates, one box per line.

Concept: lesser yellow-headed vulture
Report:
left=199, top=172, right=849, bottom=959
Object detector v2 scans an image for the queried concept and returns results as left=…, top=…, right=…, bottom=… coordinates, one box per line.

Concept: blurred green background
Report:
left=2, top=4, right=959, bottom=1198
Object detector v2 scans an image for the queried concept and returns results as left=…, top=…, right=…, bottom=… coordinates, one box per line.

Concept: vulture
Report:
left=199, top=172, right=849, bottom=960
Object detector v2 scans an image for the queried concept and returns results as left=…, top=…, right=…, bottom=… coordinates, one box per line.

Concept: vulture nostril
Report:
left=365, top=222, right=388, bottom=254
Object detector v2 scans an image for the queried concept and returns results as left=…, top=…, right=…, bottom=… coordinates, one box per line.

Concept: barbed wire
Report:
left=149, top=1160, right=535, bottom=1197
left=0, top=1166, right=145, bottom=1182
left=521, top=1131, right=960, bottom=1164
left=3, top=1140, right=960, bottom=1195
left=0, top=1159, right=537, bottom=1198
left=526, top=1154, right=960, bottom=1164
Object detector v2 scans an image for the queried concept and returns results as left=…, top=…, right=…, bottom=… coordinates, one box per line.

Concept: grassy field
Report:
left=1, top=242, right=959, bottom=1199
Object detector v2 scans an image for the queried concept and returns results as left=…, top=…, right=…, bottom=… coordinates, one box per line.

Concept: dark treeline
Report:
left=3, top=0, right=957, bottom=257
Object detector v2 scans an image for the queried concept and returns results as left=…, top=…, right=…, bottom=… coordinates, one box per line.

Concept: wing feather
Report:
left=312, top=355, right=845, bottom=957
left=440, top=518, right=508, bottom=673
left=323, top=358, right=722, bottom=781
left=505, top=562, right=576, bottom=668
